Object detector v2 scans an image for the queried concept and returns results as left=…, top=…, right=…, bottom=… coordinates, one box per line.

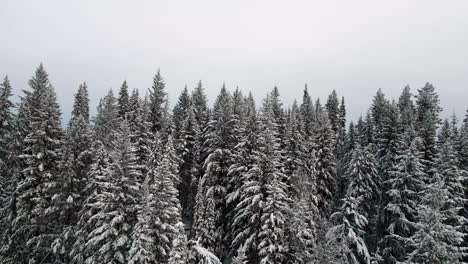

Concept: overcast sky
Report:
left=1, top=0, right=467, bottom=122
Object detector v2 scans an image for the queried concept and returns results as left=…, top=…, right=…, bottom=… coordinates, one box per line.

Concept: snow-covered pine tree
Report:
left=438, top=118, right=453, bottom=146
left=415, top=82, right=442, bottom=177
left=373, top=102, right=401, bottom=252
left=460, top=109, right=468, bottom=170
left=283, top=100, right=307, bottom=198
left=397, top=85, right=416, bottom=132
left=173, top=86, right=191, bottom=146
left=83, top=119, right=141, bottom=264
left=371, top=89, right=390, bottom=143
left=129, top=136, right=183, bottom=263
left=225, top=94, right=259, bottom=256
left=378, top=127, right=424, bottom=263
left=187, top=240, right=222, bottom=264
left=232, top=87, right=247, bottom=127
left=255, top=106, right=292, bottom=264
left=192, top=81, right=210, bottom=188
left=127, top=90, right=153, bottom=183
left=0, top=76, right=16, bottom=261
left=326, top=195, right=371, bottom=264
left=70, top=82, right=90, bottom=124
left=69, top=141, right=111, bottom=264
left=94, top=89, right=119, bottom=147
left=286, top=196, right=316, bottom=263
left=11, top=64, right=64, bottom=263
left=226, top=101, right=261, bottom=259
left=406, top=173, right=467, bottom=263
left=192, top=81, right=209, bottom=128
left=198, top=85, right=239, bottom=257
left=51, top=82, right=93, bottom=262
left=0, top=90, right=33, bottom=263
left=178, top=105, right=201, bottom=229
left=148, top=70, right=168, bottom=134
left=377, top=101, right=400, bottom=182
left=0, top=76, right=14, bottom=202
left=269, top=86, right=283, bottom=122
left=326, top=89, right=340, bottom=134
left=339, top=96, right=347, bottom=135
left=314, top=111, right=337, bottom=214
left=363, top=113, right=376, bottom=148
left=336, top=96, right=348, bottom=199
left=300, top=85, right=314, bottom=139
left=437, top=129, right=466, bottom=231
left=345, top=142, right=380, bottom=212
left=192, top=180, right=217, bottom=252
left=168, top=222, right=189, bottom=264
left=118, top=80, right=130, bottom=119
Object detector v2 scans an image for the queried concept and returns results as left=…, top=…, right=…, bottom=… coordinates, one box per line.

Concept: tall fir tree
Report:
left=326, top=89, right=340, bottom=134
left=178, top=105, right=201, bottom=230
left=300, top=85, right=314, bottom=139
left=415, top=83, right=442, bottom=177
left=94, top=89, right=119, bottom=147
left=51, top=82, right=93, bottom=262
left=406, top=173, right=466, bottom=263
left=326, top=196, right=371, bottom=264
left=197, top=85, right=239, bottom=257
left=345, top=142, right=380, bottom=212
left=0, top=76, right=16, bottom=262
left=11, top=64, right=64, bottom=263
left=398, top=86, right=415, bottom=131
left=118, top=80, right=130, bottom=119
left=314, top=111, right=337, bottom=214
left=173, top=85, right=191, bottom=145
left=82, top=119, right=141, bottom=264
left=378, top=127, right=424, bottom=263
left=148, top=70, right=167, bottom=134
left=270, top=86, right=283, bottom=122
left=192, top=81, right=209, bottom=128
left=460, top=109, right=468, bottom=170
left=129, top=136, right=183, bottom=263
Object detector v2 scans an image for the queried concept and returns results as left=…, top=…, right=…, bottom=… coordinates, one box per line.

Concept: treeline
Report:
left=0, top=64, right=467, bottom=264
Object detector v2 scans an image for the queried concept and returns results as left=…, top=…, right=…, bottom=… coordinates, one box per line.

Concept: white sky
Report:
left=1, top=0, right=468, bottom=122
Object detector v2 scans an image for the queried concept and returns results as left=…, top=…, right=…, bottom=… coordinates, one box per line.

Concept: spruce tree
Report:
left=415, top=83, right=442, bottom=177
left=173, top=86, right=191, bottom=144
left=314, top=111, right=337, bottom=214
left=70, top=141, right=111, bottom=264
left=326, top=196, right=371, bottom=264
left=129, top=136, right=182, bottom=263
left=12, top=64, right=64, bottom=263
left=398, top=86, right=415, bottom=131
left=255, top=109, right=291, bottom=264
left=94, top=89, right=119, bottom=147
left=326, top=89, right=340, bottom=134
left=127, top=91, right=153, bottom=183
left=51, top=82, right=93, bottom=262
left=118, top=80, right=130, bottom=119
left=345, top=142, right=380, bottom=211
left=178, top=105, right=201, bottom=229
left=198, top=85, right=239, bottom=257
left=83, top=119, right=141, bottom=264
left=300, top=85, right=314, bottom=139
left=461, top=109, right=468, bottom=170
left=192, top=81, right=209, bottom=128
left=270, top=86, right=283, bottom=122
left=0, top=76, right=16, bottom=261
left=148, top=70, right=167, bottom=133
left=371, top=89, right=390, bottom=140
left=406, top=173, right=466, bottom=263
left=378, top=127, right=424, bottom=263
left=168, top=223, right=189, bottom=264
